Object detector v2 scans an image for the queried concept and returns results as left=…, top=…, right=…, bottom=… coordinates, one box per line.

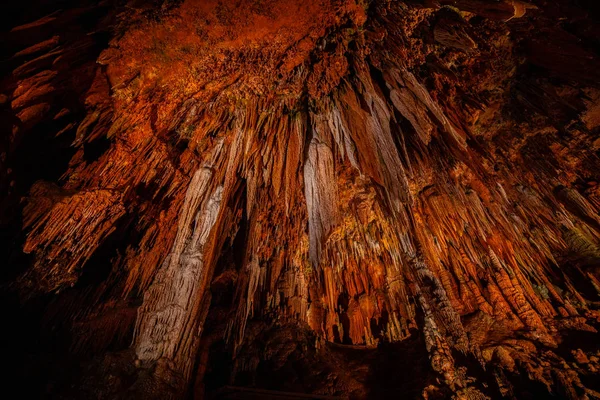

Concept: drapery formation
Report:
left=2, top=0, right=600, bottom=398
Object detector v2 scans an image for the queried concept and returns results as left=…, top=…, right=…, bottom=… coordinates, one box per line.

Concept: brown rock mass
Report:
left=2, top=0, right=600, bottom=399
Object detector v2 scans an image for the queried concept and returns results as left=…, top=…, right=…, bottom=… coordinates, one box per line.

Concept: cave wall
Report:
left=2, top=0, right=600, bottom=399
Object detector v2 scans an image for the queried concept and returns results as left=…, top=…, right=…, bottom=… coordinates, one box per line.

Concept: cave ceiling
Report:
left=2, top=0, right=600, bottom=399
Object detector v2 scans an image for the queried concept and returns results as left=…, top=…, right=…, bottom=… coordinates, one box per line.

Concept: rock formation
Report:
left=2, top=0, right=600, bottom=399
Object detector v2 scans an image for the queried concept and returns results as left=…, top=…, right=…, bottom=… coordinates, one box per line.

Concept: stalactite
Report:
left=3, top=0, right=600, bottom=398
left=303, top=132, right=338, bottom=266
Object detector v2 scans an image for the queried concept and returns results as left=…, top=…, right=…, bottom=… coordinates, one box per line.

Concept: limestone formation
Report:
left=2, top=0, right=600, bottom=399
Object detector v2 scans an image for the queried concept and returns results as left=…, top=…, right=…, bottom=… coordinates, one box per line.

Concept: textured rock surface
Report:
left=2, top=0, right=600, bottom=399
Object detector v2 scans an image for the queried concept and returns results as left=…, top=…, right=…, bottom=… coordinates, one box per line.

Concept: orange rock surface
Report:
left=2, top=0, right=600, bottom=399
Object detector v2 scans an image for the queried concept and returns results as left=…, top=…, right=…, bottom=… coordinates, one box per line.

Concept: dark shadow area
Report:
left=363, top=336, right=433, bottom=399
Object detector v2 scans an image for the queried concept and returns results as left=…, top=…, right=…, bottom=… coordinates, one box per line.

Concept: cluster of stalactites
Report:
left=20, top=57, right=600, bottom=358
left=10, top=1, right=600, bottom=397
